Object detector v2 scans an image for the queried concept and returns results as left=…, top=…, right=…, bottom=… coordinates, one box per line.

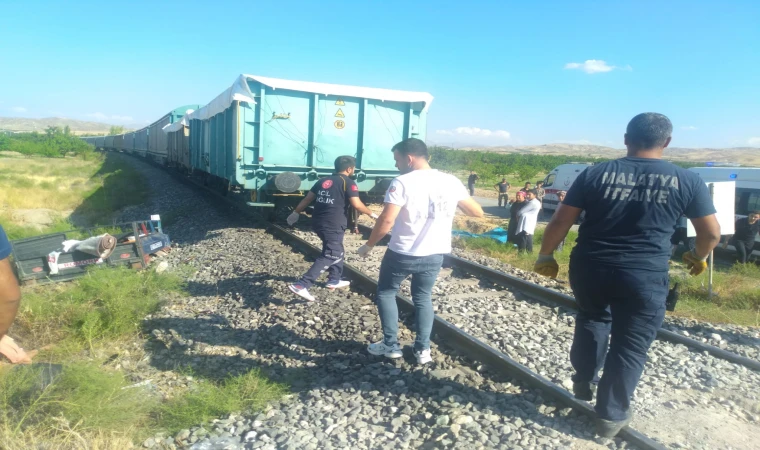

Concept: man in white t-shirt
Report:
left=516, top=189, right=542, bottom=253
left=357, top=138, right=484, bottom=364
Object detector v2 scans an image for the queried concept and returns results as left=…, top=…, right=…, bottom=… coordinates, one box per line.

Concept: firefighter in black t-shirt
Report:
left=534, top=113, right=721, bottom=438
left=287, top=156, right=377, bottom=301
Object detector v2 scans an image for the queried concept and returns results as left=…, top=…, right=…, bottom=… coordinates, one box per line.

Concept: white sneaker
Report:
left=415, top=349, right=432, bottom=365
left=288, top=284, right=315, bottom=302
left=367, top=341, right=402, bottom=359
left=326, top=280, right=351, bottom=290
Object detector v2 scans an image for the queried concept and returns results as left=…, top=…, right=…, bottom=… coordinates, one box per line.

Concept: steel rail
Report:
left=355, top=223, right=760, bottom=372
left=269, top=223, right=666, bottom=450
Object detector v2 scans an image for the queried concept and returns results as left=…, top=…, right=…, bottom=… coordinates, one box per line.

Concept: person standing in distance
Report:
left=357, top=138, right=484, bottom=364
left=533, top=113, right=721, bottom=437
left=287, top=156, right=378, bottom=302
left=519, top=182, right=532, bottom=194
left=467, top=171, right=479, bottom=196
left=723, top=211, right=760, bottom=264
left=516, top=189, right=541, bottom=253
left=495, top=178, right=511, bottom=208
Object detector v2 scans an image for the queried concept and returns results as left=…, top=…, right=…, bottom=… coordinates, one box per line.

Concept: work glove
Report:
left=682, top=250, right=708, bottom=276
left=533, top=253, right=559, bottom=278
left=357, top=244, right=374, bottom=258
left=286, top=212, right=300, bottom=226
left=370, top=213, right=379, bottom=220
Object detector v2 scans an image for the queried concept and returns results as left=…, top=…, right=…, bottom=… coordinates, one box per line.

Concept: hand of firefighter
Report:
left=682, top=250, right=708, bottom=276
left=534, top=253, right=559, bottom=278
left=286, top=212, right=300, bottom=226
left=357, top=244, right=374, bottom=258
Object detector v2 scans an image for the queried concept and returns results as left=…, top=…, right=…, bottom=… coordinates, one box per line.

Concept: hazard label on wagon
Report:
left=334, top=120, right=345, bottom=129
left=335, top=109, right=345, bottom=118
left=335, top=99, right=345, bottom=106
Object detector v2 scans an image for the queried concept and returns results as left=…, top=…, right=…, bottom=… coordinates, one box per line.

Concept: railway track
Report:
left=356, top=225, right=760, bottom=371
left=114, top=152, right=760, bottom=449
left=143, top=160, right=665, bottom=449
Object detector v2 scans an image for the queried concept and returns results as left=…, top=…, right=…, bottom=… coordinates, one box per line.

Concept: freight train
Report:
left=83, top=75, right=433, bottom=217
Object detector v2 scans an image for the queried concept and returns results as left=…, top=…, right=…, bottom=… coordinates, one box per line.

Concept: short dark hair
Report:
left=626, top=113, right=673, bottom=150
left=392, top=138, right=429, bottom=158
left=334, top=155, right=356, bottom=172
left=525, top=182, right=532, bottom=186
left=528, top=189, right=539, bottom=196
left=536, top=180, right=543, bottom=185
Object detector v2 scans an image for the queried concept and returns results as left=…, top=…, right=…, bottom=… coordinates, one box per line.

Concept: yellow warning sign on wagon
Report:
left=334, top=120, right=345, bottom=129
left=335, top=99, right=345, bottom=106
left=335, top=108, right=345, bottom=118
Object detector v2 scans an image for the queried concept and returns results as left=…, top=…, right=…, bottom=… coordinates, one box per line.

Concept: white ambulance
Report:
left=541, top=163, right=594, bottom=214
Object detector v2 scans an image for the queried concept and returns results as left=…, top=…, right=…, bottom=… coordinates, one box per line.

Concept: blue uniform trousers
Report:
left=298, top=228, right=345, bottom=288
left=568, top=261, right=668, bottom=421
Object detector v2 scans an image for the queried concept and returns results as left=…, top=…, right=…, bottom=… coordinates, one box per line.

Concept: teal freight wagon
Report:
left=165, top=75, right=433, bottom=211
left=147, top=105, right=200, bottom=164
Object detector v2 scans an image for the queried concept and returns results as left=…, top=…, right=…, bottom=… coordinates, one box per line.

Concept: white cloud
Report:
left=111, top=115, right=134, bottom=122
left=11, top=106, right=27, bottom=113
left=564, top=59, right=630, bottom=74
left=681, top=125, right=698, bottom=131
left=748, top=137, right=760, bottom=146
left=436, top=127, right=511, bottom=139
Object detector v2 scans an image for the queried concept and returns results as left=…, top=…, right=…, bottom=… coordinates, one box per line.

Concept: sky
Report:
left=1, top=0, right=758, bottom=149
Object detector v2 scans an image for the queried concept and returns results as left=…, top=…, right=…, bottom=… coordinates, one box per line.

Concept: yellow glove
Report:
left=534, top=254, right=559, bottom=278
left=682, top=250, right=708, bottom=276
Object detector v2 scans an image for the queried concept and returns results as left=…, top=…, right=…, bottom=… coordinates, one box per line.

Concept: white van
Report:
left=541, top=163, right=594, bottom=214
left=688, top=167, right=760, bottom=250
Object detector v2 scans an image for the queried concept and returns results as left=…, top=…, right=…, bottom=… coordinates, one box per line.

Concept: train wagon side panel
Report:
left=134, top=127, right=148, bottom=156
left=113, top=134, right=124, bottom=152
left=124, top=132, right=135, bottom=153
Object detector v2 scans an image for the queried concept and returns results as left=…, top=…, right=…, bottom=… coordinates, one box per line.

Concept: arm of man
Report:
left=293, top=191, right=316, bottom=213
left=0, top=258, right=21, bottom=338
left=690, top=215, right=721, bottom=259
left=366, top=203, right=402, bottom=247
left=457, top=197, right=484, bottom=218
left=348, top=196, right=376, bottom=217
left=518, top=199, right=540, bottom=217
left=358, top=179, right=405, bottom=256
left=540, top=203, right=581, bottom=254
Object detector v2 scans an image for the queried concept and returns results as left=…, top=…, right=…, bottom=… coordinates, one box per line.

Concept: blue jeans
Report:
left=569, top=260, right=668, bottom=421
left=375, top=250, right=443, bottom=352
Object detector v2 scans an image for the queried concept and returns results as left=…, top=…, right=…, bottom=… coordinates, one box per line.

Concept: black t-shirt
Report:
left=309, top=174, right=359, bottom=230
left=564, top=157, right=716, bottom=271
left=733, top=218, right=760, bottom=246
left=497, top=182, right=510, bottom=193
left=468, top=174, right=479, bottom=185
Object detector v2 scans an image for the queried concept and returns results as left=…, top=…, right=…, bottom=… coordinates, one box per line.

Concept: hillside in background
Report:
left=0, top=117, right=132, bottom=135
left=455, top=144, right=760, bottom=166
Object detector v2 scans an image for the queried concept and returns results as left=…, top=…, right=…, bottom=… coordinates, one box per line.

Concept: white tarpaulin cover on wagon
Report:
left=165, top=74, right=434, bottom=133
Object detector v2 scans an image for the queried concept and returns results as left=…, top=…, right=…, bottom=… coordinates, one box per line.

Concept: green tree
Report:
left=108, top=126, right=125, bottom=136
left=64, top=125, right=71, bottom=135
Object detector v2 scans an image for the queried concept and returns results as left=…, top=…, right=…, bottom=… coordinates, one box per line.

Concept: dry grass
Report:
left=0, top=154, right=149, bottom=240
left=0, top=158, right=103, bottom=211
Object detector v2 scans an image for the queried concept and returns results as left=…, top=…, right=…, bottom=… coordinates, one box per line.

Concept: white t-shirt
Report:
left=384, top=169, right=469, bottom=256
